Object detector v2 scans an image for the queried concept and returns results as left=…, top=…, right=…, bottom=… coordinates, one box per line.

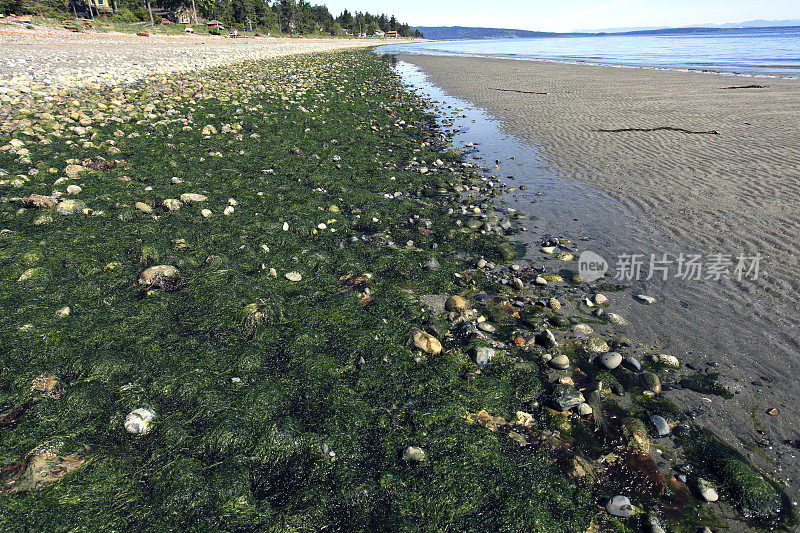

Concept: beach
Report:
left=0, top=22, right=797, bottom=530
left=400, top=53, right=800, bottom=499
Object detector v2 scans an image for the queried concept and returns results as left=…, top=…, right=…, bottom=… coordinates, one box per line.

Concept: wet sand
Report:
left=399, top=54, right=800, bottom=501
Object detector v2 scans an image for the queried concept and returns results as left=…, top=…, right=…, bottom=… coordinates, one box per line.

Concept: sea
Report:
left=379, top=26, right=800, bottom=77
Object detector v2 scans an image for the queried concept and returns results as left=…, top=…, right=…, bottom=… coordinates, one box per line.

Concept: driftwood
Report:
left=595, top=126, right=719, bottom=135
left=491, top=88, right=548, bottom=95
left=721, top=85, right=767, bottom=89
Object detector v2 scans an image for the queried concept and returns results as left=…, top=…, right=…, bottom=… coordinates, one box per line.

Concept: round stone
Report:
left=649, top=415, right=671, bottom=437
left=477, top=322, right=496, bottom=333
left=605, top=495, right=635, bottom=518
left=594, top=294, right=610, bottom=306
left=639, top=371, right=662, bottom=394
left=284, top=272, right=302, bottom=282
left=124, top=407, right=156, bottom=435
left=445, top=295, right=467, bottom=312
left=550, top=354, right=571, bottom=370
left=622, top=356, right=642, bottom=372
left=597, top=351, right=623, bottom=370
left=402, top=446, right=426, bottom=462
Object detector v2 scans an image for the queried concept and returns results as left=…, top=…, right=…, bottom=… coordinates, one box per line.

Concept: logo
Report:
left=578, top=250, right=608, bottom=283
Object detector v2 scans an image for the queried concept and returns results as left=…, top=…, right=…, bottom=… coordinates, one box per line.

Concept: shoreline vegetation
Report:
left=0, top=45, right=796, bottom=532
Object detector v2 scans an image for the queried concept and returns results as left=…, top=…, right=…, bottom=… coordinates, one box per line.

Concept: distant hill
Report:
left=411, top=26, right=558, bottom=40
left=417, top=20, right=800, bottom=40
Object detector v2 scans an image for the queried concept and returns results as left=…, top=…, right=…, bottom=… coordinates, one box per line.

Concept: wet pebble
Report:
left=605, top=495, right=635, bottom=518
left=622, top=356, right=642, bottom=372
left=549, top=354, right=571, bottom=370
left=597, top=351, right=623, bottom=370
left=649, top=415, right=670, bottom=437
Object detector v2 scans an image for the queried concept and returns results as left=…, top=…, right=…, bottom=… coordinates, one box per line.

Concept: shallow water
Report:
left=387, top=55, right=800, bottom=497
left=381, top=27, right=800, bottom=77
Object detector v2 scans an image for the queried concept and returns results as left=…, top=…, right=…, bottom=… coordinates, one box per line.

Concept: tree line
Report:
left=0, top=0, right=422, bottom=37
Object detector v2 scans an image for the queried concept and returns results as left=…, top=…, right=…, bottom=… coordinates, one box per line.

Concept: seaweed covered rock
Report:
left=1, top=439, right=90, bottom=492
left=686, top=429, right=796, bottom=529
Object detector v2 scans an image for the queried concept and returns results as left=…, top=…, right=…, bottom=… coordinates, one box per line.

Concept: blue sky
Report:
left=319, top=0, right=800, bottom=32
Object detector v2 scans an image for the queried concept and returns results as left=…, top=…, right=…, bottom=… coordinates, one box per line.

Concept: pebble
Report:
left=651, top=354, right=681, bottom=368
left=553, top=389, right=584, bottom=411
left=444, top=295, right=467, bottom=312
left=511, top=277, right=524, bottom=290
left=201, top=209, right=212, bottom=218
left=402, top=446, right=426, bottom=462
left=536, top=329, right=558, bottom=349
left=597, top=351, right=623, bottom=370
left=135, top=202, right=153, bottom=214
left=179, top=193, right=207, bottom=203
left=124, top=407, right=156, bottom=435
left=477, top=322, right=496, bottom=333
left=55, top=306, right=70, bottom=317
left=594, top=294, right=610, bottom=306
left=578, top=402, right=593, bottom=416
left=649, top=415, right=670, bottom=437
left=223, top=206, right=234, bottom=215
left=622, top=356, right=642, bottom=372
left=412, top=329, right=442, bottom=355
left=284, top=272, right=302, bottom=282
left=585, top=338, right=610, bottom=353
left=476, top=258, right=487, bottom=268
left=607, top=312, right=628, bottom=325
left=548, top=298, right=561, bottom=311
left=549, top=354, right=571, bottom=370
left=635, top=294, right=656, bottom=304
left=163, top=198, right=182, bottom=211
left=605, top=495, right=635, bottom=518
left=534, top=275, right=548, bottom=286
left=470, top=346, right=495, bottom=368
left=573, top=324, right=593, bottom=335
left=640, top=371, right=662, bottom=394
left=696, top=478, right=719, bottom=502
left=138, top=265, right=181, bottom=292
left=55, top=199, right=86, bottom=215
left=66, top=184, right=82, bottom=195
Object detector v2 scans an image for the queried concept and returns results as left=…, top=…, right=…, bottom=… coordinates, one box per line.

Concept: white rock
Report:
left=124, top=407, right=156, bottom=435
left=201, top=209, right=212, bottom=218
left=223, top=206, right=234, bottom=216
left=66, top=184, right=82, bottom=195
left=285, top=272, right=302, bottom=282
left=55, top=306, right=71, bottom=317
left=180, top=193, right=207, bottom=203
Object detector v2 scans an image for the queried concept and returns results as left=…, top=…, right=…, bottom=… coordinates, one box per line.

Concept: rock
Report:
left=594, top=294, right=610, bottom=306
left=605, top=495, right=635, bottom=518
left=578, top=403, right=593, bottom=416
left=55, top=306, right=70, bottom=317
left=541, top=246, right=556, bottom=254
left=621, top=417, right=650, bottom=453
left=171, top=177, right=183, bottom=184
left=511, top=277, right=524, bottom=290
left=412, top=329, right=442, bottom=355
left=534, top=275, right=548, bottom=286
left=536, top=329, right=558, bottom=349
left=696, top=478, right=719, bottom=502
left=647, top=516, right=666, bottom=533
left=402, top=446, right=426, bottom=462
left=548, top=298, right=561, bottom=311
left=65, top=164, right=84, bottom=178
left=444, top=295, right=467, bottom=312
left=138, top=265, right=181, bottom=292
left=607, top=312, right=628, bottom=325
left=470, top=346, right=495, bottom=368
left=585, top=338, right=610, bottom=353
left=422, top=257, right=440, bottom=270
left=597, top=351, right=623, bottom=370
left=124, top=408, right=156, bottom=435
left=135, top=202, right=153, bottom=214
left=223, top=205, right=235, bottom=216
left=477, top=322, right=496, bottom=333
left=552, top=386, right=584, bottom=411
left=650, top=354, right=681, bottom=368
left=18, top=267, right=42, bottom=282
left=66, top=184, right=82, bottom=195
left=622, top=356, right=642, bottom=372
left=550, top=354, right=571, bottom=370
left=284, top=272, right=302, bottom=282
left=649, top=415, right=670, bottom=437
left=476, top=258, right=487, bottom=268
left=639, top=371, right=662, bottom=394
left=179, top=193, right=207, bottom=203
left=55, top=199, right=86, bottom=215
left=201, top=209, right=212, bottom=218
left=23, top=194, right=57, bottom=208
left=573, top=324, right=593, bottom=335
left=635, top=294, right=656, bottom=305
left=556, top=252, right=573, bottom=261
left=163, top=198, right=183, bottom=211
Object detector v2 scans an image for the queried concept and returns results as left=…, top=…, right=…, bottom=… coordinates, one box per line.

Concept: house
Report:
left=385, top=30, right=399, bottom=38
left=207, top=20, right=224, bottom=34
left=374, top=30, right=385, bottom=38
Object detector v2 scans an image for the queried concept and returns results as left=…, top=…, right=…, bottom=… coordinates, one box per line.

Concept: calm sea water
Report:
left=380, top=27, right=800, bottom=77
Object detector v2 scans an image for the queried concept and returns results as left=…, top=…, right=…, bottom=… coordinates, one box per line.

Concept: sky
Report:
left=318, top=0, right=800, bottom=32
